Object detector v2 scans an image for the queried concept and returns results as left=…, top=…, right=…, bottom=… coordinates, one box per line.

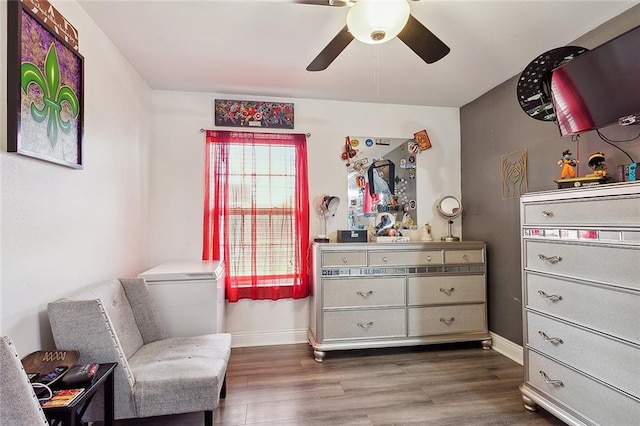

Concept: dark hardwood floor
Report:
left=104, top=343, right=564, bottom=425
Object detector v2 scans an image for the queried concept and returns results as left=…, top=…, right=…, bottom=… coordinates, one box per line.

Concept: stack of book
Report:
left=41, top=388, right=84, bottom=408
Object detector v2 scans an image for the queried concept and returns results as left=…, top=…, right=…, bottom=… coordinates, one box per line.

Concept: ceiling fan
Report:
left=296, top=0, right=450, bottom=71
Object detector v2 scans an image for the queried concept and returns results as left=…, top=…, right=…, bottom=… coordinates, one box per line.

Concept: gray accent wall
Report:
left=460, top=6, right=640, bottom=345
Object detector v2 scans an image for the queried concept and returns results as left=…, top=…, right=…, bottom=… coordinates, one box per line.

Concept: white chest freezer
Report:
left=138, top=261, right=225, bottom=337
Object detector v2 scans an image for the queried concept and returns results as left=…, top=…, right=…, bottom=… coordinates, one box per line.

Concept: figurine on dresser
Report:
left=554, top=150, right=610, bottom=188
left=586, top=151, right=607, bottom=177
left=557, top=149, right=578, bottom=179
left=421, top=222, right=433, bottom=241
left=374, top=212, right=396, bottom=236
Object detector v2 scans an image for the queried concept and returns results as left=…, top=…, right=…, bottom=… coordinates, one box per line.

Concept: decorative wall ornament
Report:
left=501, top=149, right=528, bottom=199
left=214, top=99, right=294, bottom=129
left=7, top=0, right=84, bottom=169
left=413, top=129, right=432, bottom=150
left=516, top=46, right=588, bottom=121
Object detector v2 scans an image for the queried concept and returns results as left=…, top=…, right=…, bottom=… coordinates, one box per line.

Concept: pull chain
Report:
left=375, top=45, right=380, bottom=99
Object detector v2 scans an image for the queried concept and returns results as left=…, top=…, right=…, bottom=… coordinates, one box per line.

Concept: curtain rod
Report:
left=200, top=128, right=310, bottom=137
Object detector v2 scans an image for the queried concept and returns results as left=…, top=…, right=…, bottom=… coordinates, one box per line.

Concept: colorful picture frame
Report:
left=7, top=0, right=84, bottom=169
left=215, top=99, right=294, bottom=129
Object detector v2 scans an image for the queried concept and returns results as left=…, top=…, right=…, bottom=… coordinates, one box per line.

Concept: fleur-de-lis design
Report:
left=21, top=43, right=79, bottom=148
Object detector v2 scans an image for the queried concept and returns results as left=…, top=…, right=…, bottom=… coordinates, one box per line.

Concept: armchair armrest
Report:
left=0, top=336, right=49, bottom=425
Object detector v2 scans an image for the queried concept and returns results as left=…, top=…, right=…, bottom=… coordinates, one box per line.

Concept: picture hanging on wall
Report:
left=501, top=149, right=528, bottom=199
left=7, top=0, right=84, bottom=169
left=215, top=99, right=294, bottom=129
left=413, top=129, right=432, bottom=151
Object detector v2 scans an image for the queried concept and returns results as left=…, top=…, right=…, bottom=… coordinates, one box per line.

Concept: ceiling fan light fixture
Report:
left=346, top=0, right=410, bottom=45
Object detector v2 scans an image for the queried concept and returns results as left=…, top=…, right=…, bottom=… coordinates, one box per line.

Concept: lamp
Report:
left=315, top=195, right=340, bottom=243
left=346, top=0, right=410, bottom=44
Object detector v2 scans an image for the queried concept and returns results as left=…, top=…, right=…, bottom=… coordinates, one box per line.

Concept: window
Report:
left=203, top=130, right=310, bottom=301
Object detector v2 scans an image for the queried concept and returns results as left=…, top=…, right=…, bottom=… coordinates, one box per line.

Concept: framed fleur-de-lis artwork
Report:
left=7, top=0, right=84, bottom=169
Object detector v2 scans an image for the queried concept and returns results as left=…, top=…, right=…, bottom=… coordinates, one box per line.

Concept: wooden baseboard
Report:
left=230, top=329, right=308, bottom=348
left=490, top=332, right=523, bottom=365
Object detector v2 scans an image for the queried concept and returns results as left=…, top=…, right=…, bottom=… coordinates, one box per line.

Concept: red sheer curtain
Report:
left=203, top=130, right=310, bottom=302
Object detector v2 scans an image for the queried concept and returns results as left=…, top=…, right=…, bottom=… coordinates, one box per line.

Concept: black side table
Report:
left=43, top=362, right=117, bottom=426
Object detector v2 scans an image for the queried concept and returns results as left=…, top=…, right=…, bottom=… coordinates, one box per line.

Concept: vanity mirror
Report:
left=436, top=196, right=462, bottom=241
left=346, top=137, right=418, bottom=231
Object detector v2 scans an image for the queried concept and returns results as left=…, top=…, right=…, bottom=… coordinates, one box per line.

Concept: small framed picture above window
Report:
left=214, top=99, right=294, bottom=129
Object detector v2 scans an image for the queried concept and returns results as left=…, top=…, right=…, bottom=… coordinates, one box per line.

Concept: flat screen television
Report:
left=550, top=25, right=640, bottom=137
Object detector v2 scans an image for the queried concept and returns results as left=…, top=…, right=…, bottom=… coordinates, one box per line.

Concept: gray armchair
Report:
left=47, top=277, right=231, bottom=425
left=0, top=336, right=49, bottom=425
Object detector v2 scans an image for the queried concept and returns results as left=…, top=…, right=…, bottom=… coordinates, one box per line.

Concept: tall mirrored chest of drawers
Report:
left=520, top=181, right=640, bottom=425
left=308, top=241, right=491, bottom=362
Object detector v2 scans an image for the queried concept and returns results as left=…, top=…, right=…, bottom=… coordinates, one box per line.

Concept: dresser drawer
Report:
left=526, top=350, right=640, bottom=426
left=523, top=196, right=640, bottom=226
left=524, top=240, right=640, bottom=290
left=525, top=273, right=640, bottom=343
left=368, top=250, right=442, bottom=266
left=322, top=251, right=367, bottom=267
left=322, top=277, right=405, bottom=308
left=526, top=311, right=640, bottom=397
left=407, top=275, right=485, bottom=305
left=443, top=249, right=484, bottom=264
left=323, top=309, right=406, bottom=340
left=408, top=304, right=485, bottom=336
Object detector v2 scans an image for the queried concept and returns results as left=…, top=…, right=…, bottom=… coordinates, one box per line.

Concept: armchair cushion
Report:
left=128, top=334, right=231, bottom=417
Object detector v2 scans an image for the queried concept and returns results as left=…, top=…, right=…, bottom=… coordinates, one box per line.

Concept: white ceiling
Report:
left=77, top=0, right=639, bottom=108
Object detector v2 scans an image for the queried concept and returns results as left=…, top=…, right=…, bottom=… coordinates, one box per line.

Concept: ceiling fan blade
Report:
left=307, top=26, right=354, bottom=71
left=398, top=14, right=450, bottom=64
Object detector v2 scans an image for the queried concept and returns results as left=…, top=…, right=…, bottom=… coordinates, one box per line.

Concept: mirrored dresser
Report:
left=308, top=241, right=491, bottom=362
left=520, top=181, right=640, bottom=425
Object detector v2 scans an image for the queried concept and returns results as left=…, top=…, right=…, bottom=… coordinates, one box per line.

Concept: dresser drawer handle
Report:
left=440, top=317, right=455, bottom=326
left=541, top=211, right=553, bottom=218
left=538, top=331, right=564, bottom=345
left=439, top=287, right=455, bottom=296
left=539, top=370, right=564, bottom=386
left=537, top=290, right=562, bottom=302
left=357, top=321, right=373, bottom=329
left=537, top=254, right=562, bottom=264
left=426, top=255, right=432, bottom=262
left=356, top=290, right=374, bottom=298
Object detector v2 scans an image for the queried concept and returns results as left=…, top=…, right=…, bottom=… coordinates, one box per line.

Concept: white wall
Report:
left=0, top=0, right=151, bottom=355
left=149, top=91, right=461, bottom=346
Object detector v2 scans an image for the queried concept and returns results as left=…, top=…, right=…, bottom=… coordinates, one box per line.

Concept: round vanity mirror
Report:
left=437, top=196, right=462, bottom=219
left=436, top=196, right=462, bottom=241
